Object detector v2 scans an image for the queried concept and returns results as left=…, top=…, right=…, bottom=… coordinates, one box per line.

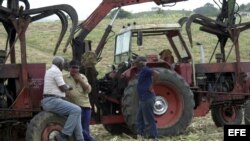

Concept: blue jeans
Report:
left=137, top=97, right=158, bottom=139
left=81, top=107, right=95, bottom=141
left=41, top=97, right=84, bottom=140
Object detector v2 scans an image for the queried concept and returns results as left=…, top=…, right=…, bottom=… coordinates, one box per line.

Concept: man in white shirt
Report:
left=41, top=56, right=84, bottom=141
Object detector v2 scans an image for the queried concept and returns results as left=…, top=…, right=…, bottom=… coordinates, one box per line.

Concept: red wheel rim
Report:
left=41, top=123, right=63, bottom=141
left=153, top=83, right=184, bottom=128
left=220, top=106, right=237, bottom=122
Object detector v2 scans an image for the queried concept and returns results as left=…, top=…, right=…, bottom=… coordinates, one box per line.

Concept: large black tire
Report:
left=122, top=68, right=195, bottom=137
left=103, top=123, right=133, bottom=135
left=244, top=100, right=250, bottom=125
left=211, top=105, right=243, bottom=127
left=26, top=111, right=75, bottom=141
left=121, top=79, right=139, bottom=134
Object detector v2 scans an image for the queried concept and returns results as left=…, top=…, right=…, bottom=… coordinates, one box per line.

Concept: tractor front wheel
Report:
left=26, top=111, right=75, bottom=141
left=122, top=68, right=195, bottom=136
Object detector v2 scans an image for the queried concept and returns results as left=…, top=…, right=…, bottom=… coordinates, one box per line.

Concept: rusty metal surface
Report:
left=0, top=109, right=36, bottom=119
left=100, top=115, right=125, bottom=124
left=0, top=64, right=45, bottom=119
left=23, top=64, right=45, bottom=109
left=175, top=63, right=193, bottom=85
left=0, top=1, right=77, bottom=121
left=195, top=62, right=250, bottom=73
left=0, top=64, right=20, bottom=78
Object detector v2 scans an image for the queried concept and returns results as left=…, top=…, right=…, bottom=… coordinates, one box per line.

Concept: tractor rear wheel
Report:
left=244, top=100, right=250, bottom=124
left=211, top=105, right=243, bottom=127
left=26, top=111, right=75, bottom=141
left=121, top=79, right=139, bottom=134
left=103, top=123, right=133, bottom=135
left=122, top=68, right=195, bottom=136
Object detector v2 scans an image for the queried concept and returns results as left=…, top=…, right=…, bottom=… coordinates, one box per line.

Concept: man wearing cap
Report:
left=64, top=60, right=96, bottom=141
left=134, top=56, right=160, bottom=141
left=41, top=56, right=84, bottom=141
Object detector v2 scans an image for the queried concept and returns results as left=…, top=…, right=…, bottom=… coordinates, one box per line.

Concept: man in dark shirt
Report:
left=134, top=56, right=159, bottom=141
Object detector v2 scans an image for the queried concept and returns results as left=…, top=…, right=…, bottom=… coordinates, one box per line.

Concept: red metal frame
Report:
left=0, top=17, right=45, bottom=120
left=79, top=0, right=186, bottom=33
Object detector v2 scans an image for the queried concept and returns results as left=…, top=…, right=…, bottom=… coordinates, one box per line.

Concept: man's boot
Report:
left=55, top=132, right=68, bottom=141
left=137, top=134, right=144, bottom=141
left=148, top=138, right=159, bottom=141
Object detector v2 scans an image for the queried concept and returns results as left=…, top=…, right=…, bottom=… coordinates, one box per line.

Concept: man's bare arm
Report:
left=59, top=84, right=73, bottom=92
left=74, top=74, right=92, bottom=93
left=152, top=70, right=160, bottom=83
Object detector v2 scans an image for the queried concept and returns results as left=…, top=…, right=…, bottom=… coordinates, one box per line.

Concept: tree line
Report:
left=108, top=2, right=250, bottom=19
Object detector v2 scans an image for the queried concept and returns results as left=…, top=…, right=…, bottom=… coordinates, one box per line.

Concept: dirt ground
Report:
left=89, top=113, right=224, bottom=141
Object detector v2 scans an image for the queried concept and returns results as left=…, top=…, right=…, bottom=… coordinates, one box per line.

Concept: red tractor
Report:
left=96, top=20, right=250, bottom=136
left=0, top=0, right=190, bottom=140
left=1, top=0, right=250, bottom=140
left=70, top=0, right=250, bottom=137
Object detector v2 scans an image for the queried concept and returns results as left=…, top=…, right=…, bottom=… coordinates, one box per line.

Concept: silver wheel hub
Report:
left=48, top=130, right=60, bottom=141
left=154, top=96, right=168, bottom=115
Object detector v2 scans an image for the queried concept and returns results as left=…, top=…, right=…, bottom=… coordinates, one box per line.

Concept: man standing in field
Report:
left=64, top=60, right=96, bottom=141
left=134, top=56, right=160, bottom=141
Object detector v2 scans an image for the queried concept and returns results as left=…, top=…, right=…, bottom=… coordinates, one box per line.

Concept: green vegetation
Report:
left=107, top=2, right=250, bottom=19
left=108, top=8, right=132, bottom=19
left=240, top=3, right=250, bottom=11
left=1, top=13, right=250, bottom=76
left=193, top=3, right=219, bottom=16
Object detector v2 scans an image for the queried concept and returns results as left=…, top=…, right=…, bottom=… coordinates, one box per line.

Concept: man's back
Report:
left=43, top=64, right=65, bottom=97
left=137, top=66, right=155, bottom=101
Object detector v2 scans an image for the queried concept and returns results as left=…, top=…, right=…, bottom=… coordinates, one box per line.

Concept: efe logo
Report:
left=224, top=125, right=249, bottom=141
left=228, top=129, right=246, bottom=136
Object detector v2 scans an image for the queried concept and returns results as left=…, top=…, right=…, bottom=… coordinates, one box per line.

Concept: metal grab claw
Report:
left=0, top=0, right=78, bottom=55
left=181, top=0, right=250, bottom=48
left=182, top=14, right=250, bottom=47
left=180, top=14, right=227, bottom=47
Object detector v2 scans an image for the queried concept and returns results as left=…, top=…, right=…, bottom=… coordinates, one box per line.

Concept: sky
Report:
left=26, top=0, right=249, bottom=21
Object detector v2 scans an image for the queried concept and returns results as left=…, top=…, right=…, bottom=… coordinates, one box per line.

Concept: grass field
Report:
left=90, top=113, right=224, bottom=141
left=24, top=15, right=250, bottom=72
left=1, top=14, right=250, bottom=141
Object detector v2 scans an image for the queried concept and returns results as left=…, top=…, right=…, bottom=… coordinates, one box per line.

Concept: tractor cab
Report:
left=113, top=23, right=193, bottom=84
left=114, top=23, right=192, bottom=64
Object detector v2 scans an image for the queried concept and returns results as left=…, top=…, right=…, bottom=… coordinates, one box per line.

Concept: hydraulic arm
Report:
left=72, top=0, right=187, bottom=56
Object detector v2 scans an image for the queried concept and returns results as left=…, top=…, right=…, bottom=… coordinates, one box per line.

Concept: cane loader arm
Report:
left=75, top=0, right=187, bottom=41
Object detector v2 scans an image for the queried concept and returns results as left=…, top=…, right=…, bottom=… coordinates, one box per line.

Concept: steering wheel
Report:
left=132, top=52, right=139, bottom=60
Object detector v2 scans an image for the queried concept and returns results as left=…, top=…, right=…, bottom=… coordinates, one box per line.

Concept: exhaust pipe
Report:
left=196, top=42, right=205, bottom=63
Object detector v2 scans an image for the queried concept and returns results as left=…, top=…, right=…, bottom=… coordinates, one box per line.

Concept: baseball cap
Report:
left=69, top=60, right=80, bottom=68
left=134, top=56, right=147, bottom=63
